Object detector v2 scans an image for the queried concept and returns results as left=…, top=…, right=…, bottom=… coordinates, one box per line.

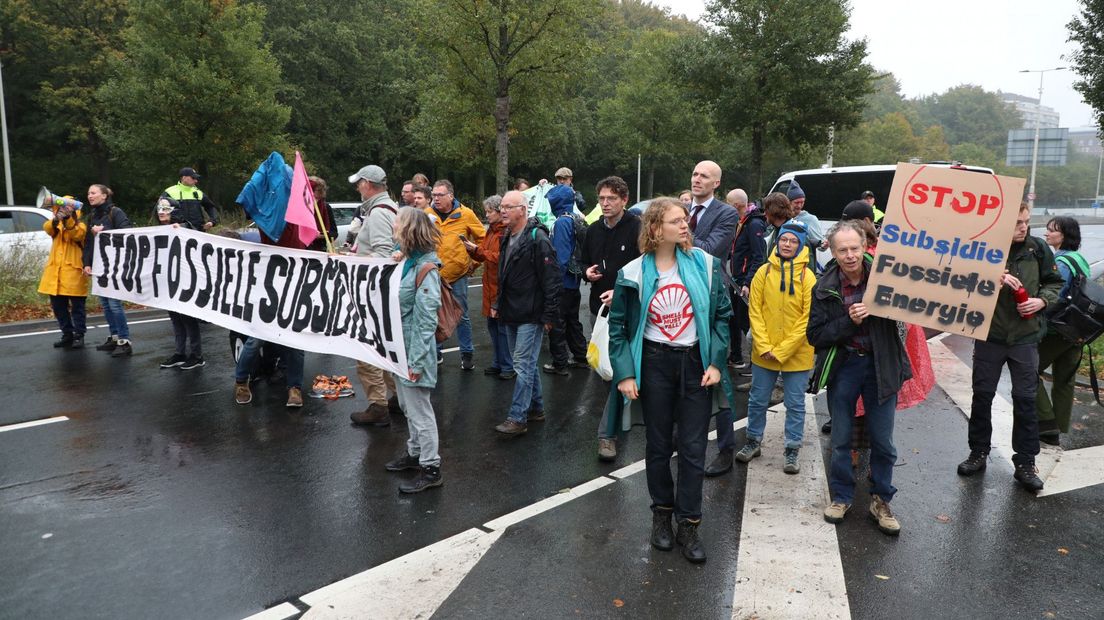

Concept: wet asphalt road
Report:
left=2, top=228, right=1103, bottom=619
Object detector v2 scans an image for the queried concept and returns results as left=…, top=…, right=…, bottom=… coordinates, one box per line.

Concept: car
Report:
left=238, top=201, right=362, bottom=248
left=0, top=205, right=54, bottom=265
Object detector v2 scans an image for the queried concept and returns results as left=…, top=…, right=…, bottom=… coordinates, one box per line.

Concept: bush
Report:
left=0, top=245, right=48, bottom=306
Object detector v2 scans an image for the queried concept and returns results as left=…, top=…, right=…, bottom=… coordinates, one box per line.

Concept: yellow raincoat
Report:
left=748, top=245, right=815, bottom=371
left=37, top=210, right=91, bottom=297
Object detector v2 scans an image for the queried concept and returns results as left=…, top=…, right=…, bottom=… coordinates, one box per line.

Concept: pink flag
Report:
left=286, top=151, right=320, bottom=248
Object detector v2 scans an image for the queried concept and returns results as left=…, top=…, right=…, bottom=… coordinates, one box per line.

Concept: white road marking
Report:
left=483, top=475, right=615, bottom=531
left=732, top=396, right=850, bottom=619
left=0, top=317, right=170, bottom=340
left=930, top=337, right=1103, bottom=496
left=300, top=528, right=503, bottom=620
left=0, top=416, right=68, bottom=433
left=241, top=602, right=300, bottom=620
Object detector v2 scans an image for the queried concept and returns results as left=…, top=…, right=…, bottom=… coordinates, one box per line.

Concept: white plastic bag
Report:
left=587, top=304, right=614, bottom=381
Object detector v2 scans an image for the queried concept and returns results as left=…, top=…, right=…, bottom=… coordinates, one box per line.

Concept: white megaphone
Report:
left=36, top=186, right=84, bottom=213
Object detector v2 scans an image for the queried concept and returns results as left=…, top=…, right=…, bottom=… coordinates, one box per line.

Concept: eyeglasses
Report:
left=501, top=204, right=525, bottom=210
left=431, top=193, right=449, bottom=198
left=663, top=217, right=689, bottom=226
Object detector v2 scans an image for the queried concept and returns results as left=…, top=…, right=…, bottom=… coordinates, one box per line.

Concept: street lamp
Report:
left=0, top=49, right=12, bottom=206
left=1019, top=67, right=1066, bottom=211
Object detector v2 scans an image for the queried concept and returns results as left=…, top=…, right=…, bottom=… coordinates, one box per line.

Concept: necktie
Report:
left=690, top=204, right=704, bottom=232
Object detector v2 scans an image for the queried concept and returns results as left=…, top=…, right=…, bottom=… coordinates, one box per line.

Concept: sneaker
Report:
left=385, top=452, right=421, bottom=472
left=821, top=419, right=832, bottom=435
left=181, top=356, right=205, bottom=370
left=494, top=419, right=527, bottom=435
left=351, top=403, right=390, bottom=426
left=783, top=447, right=800, bottom=474
left=54, top=334, right=74, bottom=348
left=111, top=340, right=133, bottom=357
left=460, top=352, right=474, bottom=371
left=399, top=465, right=443, bottom=494
left=95, top=337, right=118, bottom=351
left=234, top=382, right=252, bottom=405
left=542, top=363, right=569, bottom=376
left=597, top=438, right=618, bottom=462
left=483, top=366, right=502, bottom=376
left=499, top=370, right=517, bottom=380
left=1014, top=462, right=1045, bottom=493
left=568, top=358, right=590, bottom=369
left=734, top=439, right=761, bottom=463
left=823, top=501, right=851, bottom=524
left=437, top=352, right=444, bottom=365
left=675, top=520, right=706, bottom=563
left=286, top=387, right=304, bottom=408
left=651, top=508, right=674, bottom=551
left=956, top=450, right=988, bottom=476
left=160, top=353, right=187, bottom=369
left=868, top=496, right=901, bottom=536
left=528, top=409, right=545, bottom=422
left=734, top=378, right=753, bottom=392
left=768, top=386, right=785, bottom=406
left=70, top=336, right=84, bottom=349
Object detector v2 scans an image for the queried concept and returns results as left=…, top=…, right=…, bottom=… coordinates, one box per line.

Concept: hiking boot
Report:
left=388, top=395, right=403, bottom=416
left=180, top=355, right=206, bottom=370
left=542, top=363, right=569, bottom=376
left=734, top=378, right=752, bottom=392
left=956, top=450, right=988, bottom=476
left=437, top=352, right=444, bottom=365
left=351, top=403, right=390, bottom=426
left=1039, top=432, right=1060, bottom=446
left=597, top=438, right=618, bottom=462
left=499, top=370, right=517, bottom=380
left=821, top=419, right=832, bottom=434
left=704, top=448, right=734, bottom=477
left=460, top=352, right=474, bottom=371
left=568, top=358, right=590, bottom=369
left=70, top=336, right=84, bottom=349
left=527, top=409, right=545, bottom=422
left=385, top=452, right=421, bottom=472
left=823, top=501, right=851, bottom=524
left=768, top=386, right=785, bottom=406
left=286, top=387, right=303, bottom=408
left=494, top=419, right=527, bottom=435
left=95, top=337, right=118, bottom=351
left=160, top=353, right=187, bottom=368
left=399, top=465, right=443, bottom=494
left=675, top=520, right=706, bottom=564
left=483, top=366, right=502, bottom=376
left=110, top=339, right=132, bottom=357
left=54, top=334, right=74, bottom=348
left=651, top=508, right=674, bottom=551
left=734, top=438, right=761, bottom=463
left=783, top=447, right=800, bottom=474
left=869, top=495, right=901, bottom=536
left=234, top=382, right=252, bottom=405
left=1014, top=462, right=1045, bottom=493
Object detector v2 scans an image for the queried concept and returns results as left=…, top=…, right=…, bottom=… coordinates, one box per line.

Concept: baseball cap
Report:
left=179, top=167, right=201, bottom=179
left=841, top=200, right=875, bottom=222
left=861, top=190, right=875, bottom=199
left=348, top=164, right=387, bottom=184
left=554, top=167, right=573, bottom=179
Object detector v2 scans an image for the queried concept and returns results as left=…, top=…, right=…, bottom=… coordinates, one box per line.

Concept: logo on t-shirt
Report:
left=648, top=284, right=694, bottom=341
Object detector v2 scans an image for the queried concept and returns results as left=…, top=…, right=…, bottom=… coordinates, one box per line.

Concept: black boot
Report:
left=704, top=448, right=734, bottom=477
left=957, top=450, right=989, bottom=476
left=95, top=336, right=118, bottom=351
left=399, top=465, right=443, bottom=493
left=650, top=508, right=674, bottom=551
left=385, top=452, right=420, bottom=472
left=1014, top=461, right=1044, bottom=493
left=675, top=519, right=706, bottom=564
left=54, top=333, right=74, bottom=348
left=70, top=335, right=84, bottom=349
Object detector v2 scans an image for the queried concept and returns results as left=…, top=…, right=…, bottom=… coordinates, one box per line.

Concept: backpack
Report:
left=1047, top=252, right=1104, bottom=345
left=415, top=263, right=464, bottom=343
left=552, top=213, right=588, bottom=277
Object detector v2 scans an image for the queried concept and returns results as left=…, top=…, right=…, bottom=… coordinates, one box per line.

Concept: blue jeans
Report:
left=746, top=364, right=810, bottom=449
left=505, top=323, right=544, bottom=422
left=451, top=275, right=473, bottom=354
left=50, top=295, right=87, bottom=336
left=99, top=296, right=129, bottom=340
left=827, top=353, right=897, bottom=504
left=487, top=317, right=513, bottom=373
left=234, top=337, right=305, bottom=389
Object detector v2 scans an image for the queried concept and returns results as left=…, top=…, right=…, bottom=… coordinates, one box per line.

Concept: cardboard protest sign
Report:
left=861, top=163, right=1026, bottom=340
left=91, top=226, right=407, bottom=374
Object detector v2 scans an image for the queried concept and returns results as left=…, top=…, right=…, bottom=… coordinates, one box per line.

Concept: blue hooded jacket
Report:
left=547, top=183, right=580, bottom=290
left=236, top=151, right=292, bottom=241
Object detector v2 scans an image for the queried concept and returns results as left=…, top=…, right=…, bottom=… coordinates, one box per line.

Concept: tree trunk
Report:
left=476, top=170, right=485, bottom=200
left=751, top=125, right=764, bottom=197
left=494, top=86, right=510, bottom=196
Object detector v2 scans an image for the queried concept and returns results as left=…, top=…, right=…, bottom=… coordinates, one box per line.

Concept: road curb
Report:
left=0, top=308, right=167, bottom=337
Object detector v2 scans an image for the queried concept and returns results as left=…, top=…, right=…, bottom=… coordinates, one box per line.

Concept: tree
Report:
left=97, top=0, right=290, bottom=203
left=415, top=0, right=605, bottom=194
left=684, top=0, right=875, bottom=194
left=917, top=125, right=951, bottom=162
left=596, top=30, right=714, bottom=198
left=912, top=85, right=1020, bottom=152
left=1068, top=0, right=1104, bottom=131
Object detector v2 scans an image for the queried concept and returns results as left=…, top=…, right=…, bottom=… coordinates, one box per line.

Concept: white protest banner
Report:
left=90, top=226, right=407, bottom=374
left=862, top=163, right=1026, bottom=340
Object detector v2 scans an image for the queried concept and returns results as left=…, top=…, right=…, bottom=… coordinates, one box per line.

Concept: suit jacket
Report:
left=690, top=197, right=738, bottom=261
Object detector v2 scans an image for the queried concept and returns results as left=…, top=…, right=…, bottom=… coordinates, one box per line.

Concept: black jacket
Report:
left=579, top=210, right=642, bottom=315
left=159, top=185, right=220, bottom=231
left=806, top=259, right=911, bottom=405
left=82, top=200, right=131, bottom=269
left=730, top=210, right=766, bottom=288
left=495, top=218, right=562, bottom=325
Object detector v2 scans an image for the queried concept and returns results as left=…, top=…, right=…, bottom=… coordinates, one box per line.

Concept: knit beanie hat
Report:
left=776, top=219, right=808, bottom=295
left=786, top=180, right=806, bottom=201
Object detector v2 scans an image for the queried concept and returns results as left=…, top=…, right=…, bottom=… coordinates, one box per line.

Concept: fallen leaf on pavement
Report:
left=935, top=514, right=952, bottom=523
left=1058, top=547, right=1069, bottom=555
left=875, top=574, right=890, bottom=580
left=613, top=599, right=625, bottom=608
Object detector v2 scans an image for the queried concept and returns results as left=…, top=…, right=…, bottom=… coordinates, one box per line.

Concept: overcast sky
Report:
left=656, top=0, right=1096, bottom=128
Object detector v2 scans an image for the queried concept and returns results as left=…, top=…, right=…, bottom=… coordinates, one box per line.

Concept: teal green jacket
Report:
left=397, top=251, right=442, bottom=388
left=602, top=247, right=734, bottom=434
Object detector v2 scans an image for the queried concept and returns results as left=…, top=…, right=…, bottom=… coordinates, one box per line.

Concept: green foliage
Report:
left=912, top=85, right=1021, bottom=152
left=96, top=0, right=291, bottom=204
left=1069, top=0, right=1104, bottom=132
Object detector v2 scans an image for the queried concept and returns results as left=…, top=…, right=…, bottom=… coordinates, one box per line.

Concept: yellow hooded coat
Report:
left=37, top=209, right=91, bottom=298
left=748, top=245, right=815, bottom=371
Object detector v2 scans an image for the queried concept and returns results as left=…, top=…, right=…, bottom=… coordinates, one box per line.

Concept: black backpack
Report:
left=1047, top=253, right=1104, bottom=345
left=552, top=212, right=588, bottom=277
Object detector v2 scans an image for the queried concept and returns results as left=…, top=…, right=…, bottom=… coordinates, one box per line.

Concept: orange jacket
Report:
left=468, top=221, right=506, bottom=316
left=425, top=204, right=486, bottom=283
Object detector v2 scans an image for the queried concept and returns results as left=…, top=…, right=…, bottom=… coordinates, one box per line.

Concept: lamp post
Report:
left=1019, top=67, right=1065, bottom=211
left=0, top=52, right=13, bottom=206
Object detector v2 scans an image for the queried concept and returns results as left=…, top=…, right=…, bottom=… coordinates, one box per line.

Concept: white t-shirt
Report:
left=643, top=264, right=698, bottom=346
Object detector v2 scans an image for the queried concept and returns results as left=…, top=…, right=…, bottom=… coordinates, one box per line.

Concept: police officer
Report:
left=160, top=167, right=220, bottom=231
